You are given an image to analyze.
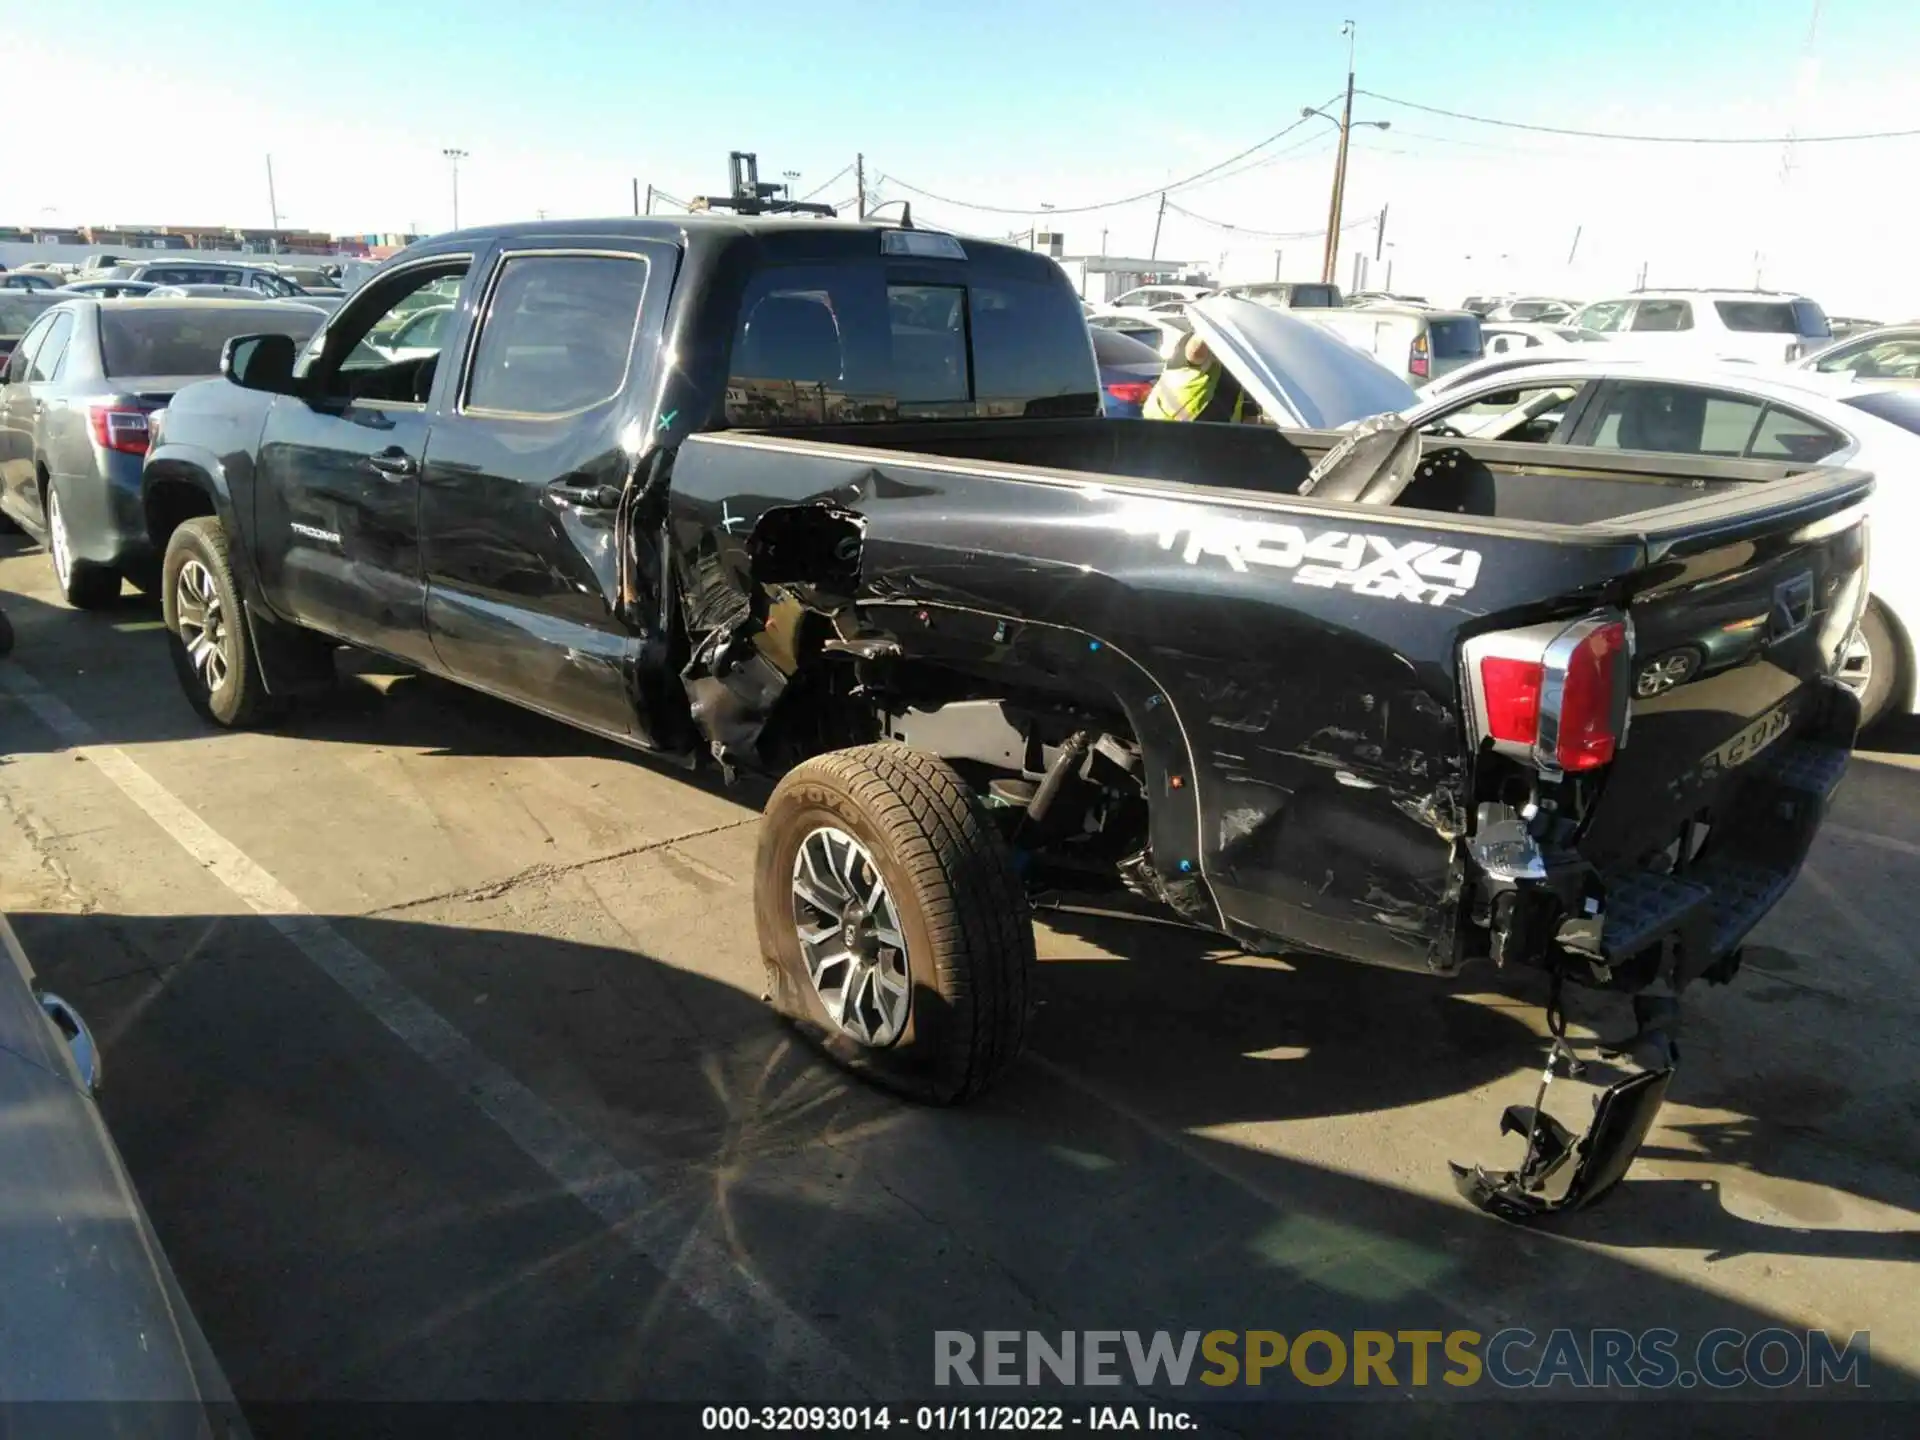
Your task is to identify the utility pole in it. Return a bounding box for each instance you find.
[442,147,468,231]
[633,178,640,216]
[1100,227,1108,256]
[1374,203,1387,262]
[1321,22,1357,283]
[1311,21,1390,284]
[645,184,654,216]
[265,154,280,231]
[1150,191,1166,261]
[1567,224,1582,266]
[856,154,866,221]
[1274,250,1283,281]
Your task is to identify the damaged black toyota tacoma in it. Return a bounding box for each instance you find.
[138,217,1871,1218]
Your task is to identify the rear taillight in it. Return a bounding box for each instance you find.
[89,405,150,455]
[1105,380,1153,407]
[1555,621,1627,770]
[1479,657,1543,745]
[1409,333,1431,379]
[1467,614,1630,774]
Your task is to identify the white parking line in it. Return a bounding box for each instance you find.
[0,663,867,1396]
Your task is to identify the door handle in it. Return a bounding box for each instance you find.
[548,478,623,510]
[366,448,417,479]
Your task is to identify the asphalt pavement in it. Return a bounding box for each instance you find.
[1,533,1915,1430]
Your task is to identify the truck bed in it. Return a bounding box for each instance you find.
[672,418,1869,978]
[743,414,1839,529]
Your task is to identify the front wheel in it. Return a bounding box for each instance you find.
[755,743,1035,1104]
[161,517,277,727]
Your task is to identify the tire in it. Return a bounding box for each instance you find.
[45,483,121,610]
[755,743,1035,1104]
[0,607,13,657]
[161,517,278,728]
[1849,602,1901,732]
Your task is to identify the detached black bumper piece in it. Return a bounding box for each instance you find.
[1450,1031,1678,1222]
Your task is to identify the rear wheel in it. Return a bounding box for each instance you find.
[162,517,277,727]
[755,743,1035,1104]
[46,484,121,610]
[1842,602,1901,732]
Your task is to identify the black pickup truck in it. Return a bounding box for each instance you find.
[140,217,1870,1218]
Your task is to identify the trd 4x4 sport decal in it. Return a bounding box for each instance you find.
[1117,501,1483,607]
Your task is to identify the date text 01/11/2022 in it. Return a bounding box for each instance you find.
[699,1405,1196,1431]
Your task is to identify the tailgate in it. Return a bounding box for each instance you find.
[1563,467,1868,977]
[1577,468,1870,869]
[1459,461,1871,984]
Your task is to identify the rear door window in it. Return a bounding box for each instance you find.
[1584,382,1764,454]
[5,311,59,380]
[463,254,649,416]
[28,312,74,382]
[1631,300,1693,332]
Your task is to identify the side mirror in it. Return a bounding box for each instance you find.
[222,332,297,394]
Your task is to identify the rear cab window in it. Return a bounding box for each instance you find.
[100,306,321,376]
[725,241,1097,426]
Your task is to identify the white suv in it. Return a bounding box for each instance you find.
[1567,289,1831,364]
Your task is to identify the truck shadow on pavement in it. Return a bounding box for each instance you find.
[0,576,746,798]
[12,906,1915,1412]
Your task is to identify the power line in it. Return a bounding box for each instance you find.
[1359,89,1920,144]
[799,162,854,201]
[1175,128,1341,192]
[876,97,1342,216]
[1162,199,1380,241]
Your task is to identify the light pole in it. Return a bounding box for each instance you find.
[1305,20,1390,284]
[442,148,468,231]
[783,169,800,202]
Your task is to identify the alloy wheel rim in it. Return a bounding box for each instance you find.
[174,559,230,693]
[48,492,71,588]
[1635,652,1695,697]
[790,826,911,1047]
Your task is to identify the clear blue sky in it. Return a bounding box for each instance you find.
[12,0,1920,311]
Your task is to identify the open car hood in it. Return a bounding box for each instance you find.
[1186,295,1418,429]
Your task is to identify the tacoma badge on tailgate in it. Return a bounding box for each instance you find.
[1665,700,1796,804]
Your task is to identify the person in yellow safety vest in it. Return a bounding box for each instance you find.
[1142,334,1247,423]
